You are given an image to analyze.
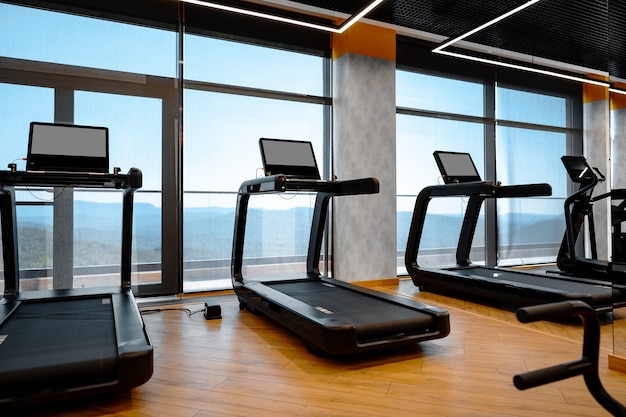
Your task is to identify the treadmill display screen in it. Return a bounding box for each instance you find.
[259,138,320,179]
[561,155,595,183]
[27,122,109,173]
[433,151,482,183]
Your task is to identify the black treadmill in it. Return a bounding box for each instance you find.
[231,139,450,355]
[0,169,153,407]
[405,151,624,313]
[556,155,626,282]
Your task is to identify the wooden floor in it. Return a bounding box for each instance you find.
[20,279,626,417]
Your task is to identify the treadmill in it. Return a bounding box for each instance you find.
[556,155,626,282]
[231,138,450,356]
[405,150,624,313]
[0,169,153,406]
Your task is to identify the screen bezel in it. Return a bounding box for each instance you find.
[27,122,109,173]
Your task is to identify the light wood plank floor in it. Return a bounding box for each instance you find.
[20,279,626,417]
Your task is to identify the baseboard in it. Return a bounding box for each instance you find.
[608,354,626,374]
[354,277,400,288]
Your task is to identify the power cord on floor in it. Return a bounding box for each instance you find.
[140,306,204,317]
[140,302,222,320]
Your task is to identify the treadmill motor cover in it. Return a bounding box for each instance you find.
[0,296,119,396]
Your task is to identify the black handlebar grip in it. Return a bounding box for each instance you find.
[516,301,587,323]
[514,359,593,390]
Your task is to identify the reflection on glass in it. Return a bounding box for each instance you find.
[612,95,626,359]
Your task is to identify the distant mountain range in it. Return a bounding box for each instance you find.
[5,201,564,269]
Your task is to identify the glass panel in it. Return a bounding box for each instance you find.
[396,70,484,117]
[14,190,53,290]
[0,3,176,77]
[497,87,568,127]
[496,126,567,264]
[396,113,485,273]
[0,83,54,169]
[74,91,163,287]
[242,193,317,278]
[72,190,124,287]
[0,83,54,292]
[185,34,324,96]
[182,89,325,291]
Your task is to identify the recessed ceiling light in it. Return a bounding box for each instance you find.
[180,0,385,33]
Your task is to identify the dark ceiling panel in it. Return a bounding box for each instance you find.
[466,0,609,74]
[285,0,624,80]
[370,0,521,37]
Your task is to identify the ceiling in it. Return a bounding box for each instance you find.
[253,0,625,82]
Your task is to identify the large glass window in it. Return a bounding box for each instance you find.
[396,62,579,273]
[0,3,176,294]
[396,70,486,272]
[73,91,163,287]
[0,83,54,293]
[182,35,328,291]
[0,1,329,295]
[495,87,570,264]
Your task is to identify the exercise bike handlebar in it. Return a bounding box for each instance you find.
[514,359,594,390]
[515,299,588,323]
[514,301,596,391]
[513,300,626,417]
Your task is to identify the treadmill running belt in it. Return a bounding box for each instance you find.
[266,281,435,341]
[446,267,614,305]
[0,296,118,395]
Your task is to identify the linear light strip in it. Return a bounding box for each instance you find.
[342,0,385,32]
[180,0,385,34]
[430,0,626,92]
[433,0,541,52]
[437,50,611,87]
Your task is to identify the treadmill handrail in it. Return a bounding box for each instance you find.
[405,181,552,271]
[231,175,379,284]
[237,174,379,195]
[0,169,142,296]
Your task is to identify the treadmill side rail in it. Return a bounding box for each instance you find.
[0,170,153,408]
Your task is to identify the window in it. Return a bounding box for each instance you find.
[0,3,175,77]
[396,71,486,272]
[182,34,329,291]
[396,39,581,273]
[495,86,572,264]
[0,2,176,293]
[0,1,330,295]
